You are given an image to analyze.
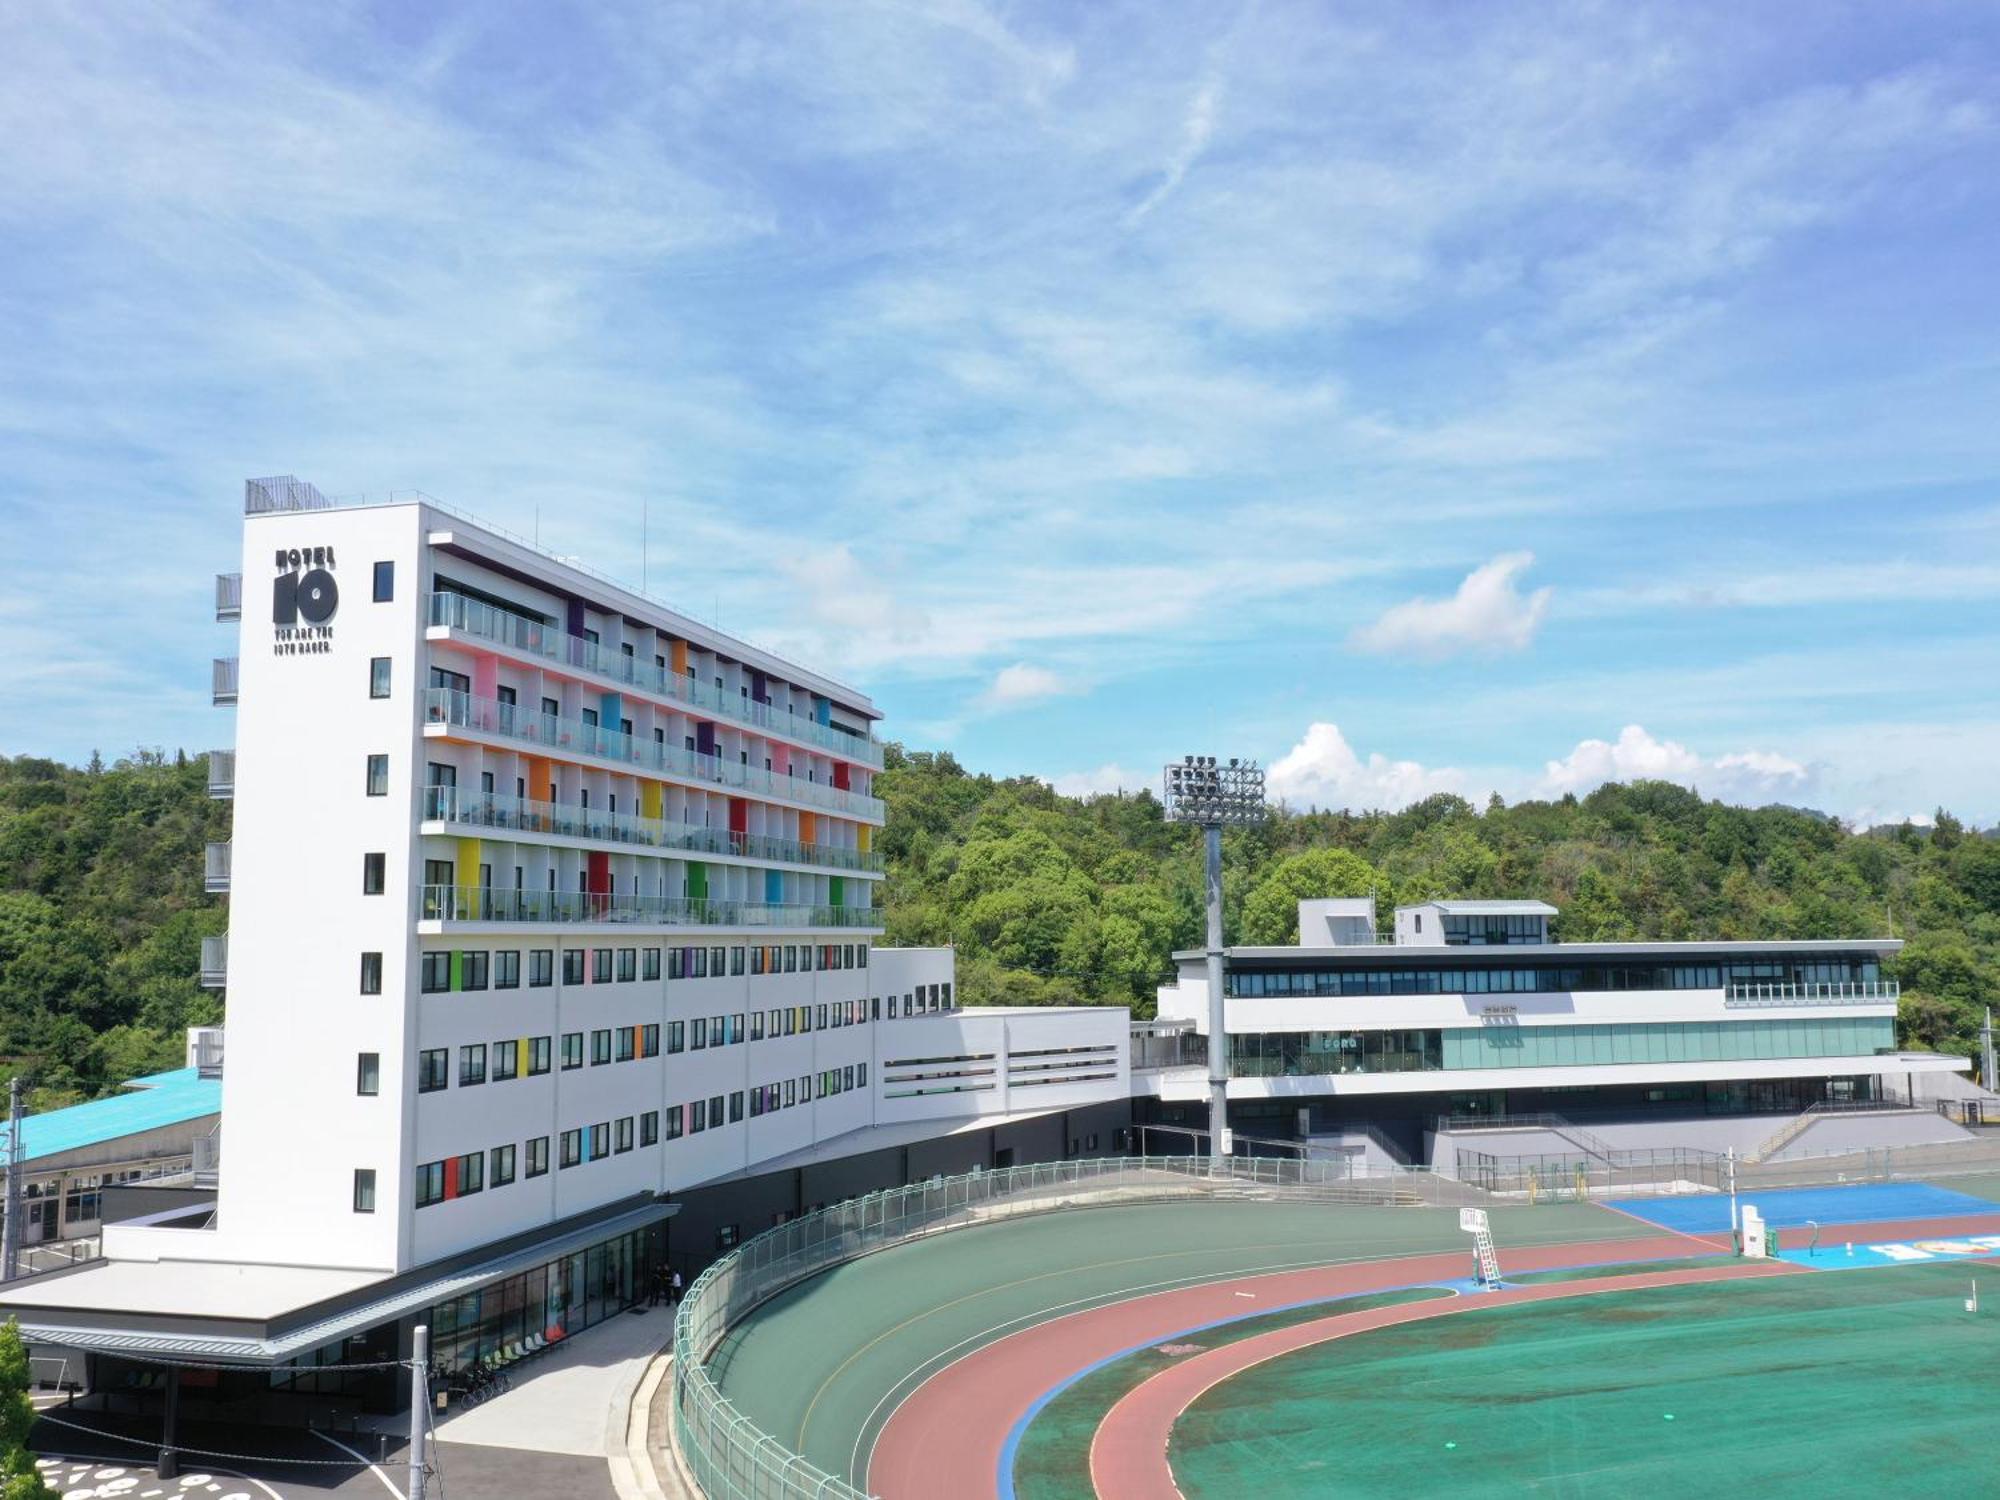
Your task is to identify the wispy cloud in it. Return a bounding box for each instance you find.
[978,662,1076,710]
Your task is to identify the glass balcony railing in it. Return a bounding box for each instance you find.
[422,688,886,822]
[427,591,884,767]
[419,884,882,930]
[207,749,235,799]
[215,572,242,621]
[212,657,239,706]
[421,787,884,873]
[1724,980,1901,1008]
[204,841,231,893]
[199,935,227,988]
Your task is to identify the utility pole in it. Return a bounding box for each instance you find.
[409,1324,429,1500]
[1163,756,1266,1176]
[1982,1008,1996,1096]
[2,1075,23,1283]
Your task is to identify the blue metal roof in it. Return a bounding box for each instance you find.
[19,1067,220,1165]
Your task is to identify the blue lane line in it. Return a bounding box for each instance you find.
[990,1246,1728,1499]
[1606,1183,2000,1234]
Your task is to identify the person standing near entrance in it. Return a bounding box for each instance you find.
[669,1268,684,1306]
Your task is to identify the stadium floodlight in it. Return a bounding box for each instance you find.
[1163,756,1267,1174]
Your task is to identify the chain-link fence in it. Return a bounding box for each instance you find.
[670,1153,1488,1499]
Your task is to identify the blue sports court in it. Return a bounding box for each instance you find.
[1606,1181,2000,1234]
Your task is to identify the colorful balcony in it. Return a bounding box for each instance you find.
[418,884,882,931]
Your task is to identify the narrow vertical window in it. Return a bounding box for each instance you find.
[369,657,392,698]
[356,1053,380,1095]
[362,852,385,895]
[373,560,394,602]
[360,952,383,995]
[353,1169,376,1213]
[366,754,389,796]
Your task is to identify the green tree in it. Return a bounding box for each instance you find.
[0,1320,55,1498]
[1240,849,1385,945]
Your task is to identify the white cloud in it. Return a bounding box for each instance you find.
[1047,762,1153,798]
[1126,74,1222,224]
[979,662,1075,709]
[1350,552,1552,659]
[1539,725,1813,803]
[1267,722,1468,811]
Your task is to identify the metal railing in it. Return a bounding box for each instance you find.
[203,841,231,893]
[672,1155,1483,1500]
[214,572,242,620]
[198,935,226,989]
[428,591,883,767]
[422,688,885,822]
[1748,1089,1922,1161]
[1433,1112,1621,1163]
[211,657,238,706]
[244,475,333,513]
[206,749,234,798]
[192,1127,220,1188]
[1724,980,1900,1007]
[419,884,882,931]
[420,787,884,874]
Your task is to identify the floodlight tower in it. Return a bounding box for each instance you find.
[1163,755,1266,1173]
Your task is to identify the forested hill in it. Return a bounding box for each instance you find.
[3,747,1996,1106]
[876,748,1999,1057]
[0,753,226,1108]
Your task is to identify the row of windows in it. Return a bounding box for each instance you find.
[416,1027,659,1092]
[408,987,952,1096]
[1224,1017,1899,1077]
[1224,958,1883,999]
[413,1111,668,1208]
[416,943,871,994]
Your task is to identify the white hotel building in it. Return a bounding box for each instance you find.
[0,478,1128,1412]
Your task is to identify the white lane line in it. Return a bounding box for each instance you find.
[306,1432,404,1500]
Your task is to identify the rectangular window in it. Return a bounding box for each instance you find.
[751,1012,766,1042]
[710,1093,725,1126]
[356,1053,380,1096]
[691,1017,707,1051]
[492,1039,518,1081]
[591,1029,612,1066]
[729,1090,744,1123]
[417,1049,448,1092]
[563,949,585,985]
[784,1078,796,1107]
[461,951,488,991]
[353,1168,376,1213]
[494,950,520,989]
[617,948,637,983]
[415,1161,444,1208]
[843,1064,855,1091]
[640,1023,659,1058]
[561,1032,584,1070]
[615,1027,635,1063]
[730,946,746,976]
[490,1144,516,1187]
[643,947,662,981]
[615,1117,634,1153]
[664,1106,684,1141]
[560,1129,583,1168]
[589,1122,610,1160]
[459,1044,486,1086]
[369,657,392,698]
[751,947,766,976]
[421,953,451,993]
[690,1099,706,1133]
[362,852,386,895]
[528,1035,552,1075]
[366,754,389,796]
[750,1088,765,1119]
[360,951,383,995]
[640,1110,659,1146]
[529,949,554,987]
[372,560,394,602]
[858,1062,868,1087]
[594,948,613,984]
[456,1151,484,1196]
[731,1013,745,1044]
[526,1136,550,1178]
[667,1021,685,1053]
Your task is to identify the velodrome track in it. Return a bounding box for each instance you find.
[701,1182,2000,1500]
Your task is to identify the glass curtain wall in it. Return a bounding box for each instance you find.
[424,1224,661,1377]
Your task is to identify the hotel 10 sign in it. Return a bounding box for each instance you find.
[273,545,337,655]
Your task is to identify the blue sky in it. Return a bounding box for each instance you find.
[2,2,1996,824]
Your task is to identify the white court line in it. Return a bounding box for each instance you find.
[38,1453,285,1500]
[308,1430,405,1500]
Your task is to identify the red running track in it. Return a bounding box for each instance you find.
[1088,1260,1798,1500]
[868,1234,1751,1500]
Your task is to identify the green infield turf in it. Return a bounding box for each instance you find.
[703,1197,1636,1486]
[1168,1260,2000,1499]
